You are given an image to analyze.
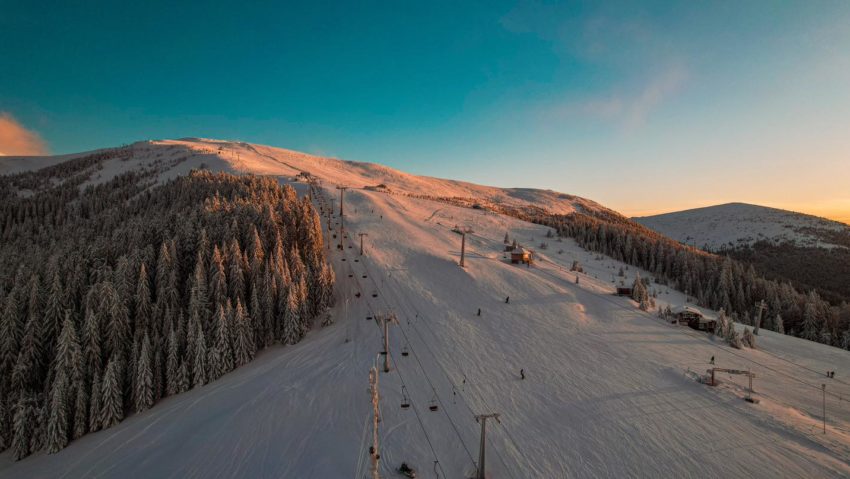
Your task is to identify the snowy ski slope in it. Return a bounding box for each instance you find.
[1,140,849,478]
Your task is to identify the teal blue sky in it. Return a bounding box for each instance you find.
[2,1,849,219]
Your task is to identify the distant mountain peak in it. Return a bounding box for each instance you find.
[634,202,850,251]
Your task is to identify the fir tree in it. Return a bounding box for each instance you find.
[135,334,153,412]
[0,293,23,381]
[46,375,69,453]
[72,381,88,440]
[192,329,207,388]
[54,312,84,386]
[209,246,227,309]
[100,358,124,429]
[177,361,190,394]
[134,263,152,335]
[742,327,756,349]
[88,371,102,433]
[82,306,102,376]
[166,330,179,397]
[11,393,37,460]
[233,299,255,367]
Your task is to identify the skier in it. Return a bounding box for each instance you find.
[398,462,416,478]
[520,368,525,380]
[710,356,715,365]
[505,296,510,304]
[477,308,481,316]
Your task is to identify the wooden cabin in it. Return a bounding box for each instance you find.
[675,306,716,333]
[510,247,532,264]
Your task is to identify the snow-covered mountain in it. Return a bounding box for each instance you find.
[2,141,850,478]
[634,202,850,251]
[0,138,615,218]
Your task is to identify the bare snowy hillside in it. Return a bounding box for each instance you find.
[0,138,615,219]
[2,141,850,478]
[634,203,850,251]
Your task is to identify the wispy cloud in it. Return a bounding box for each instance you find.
[542,65,688,130]
[0,112,49,155]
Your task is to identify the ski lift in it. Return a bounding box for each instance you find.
[401,343,409,357]
[366,316,373,320]
[362,274,368,278]
[354,259,359,262]
[372,292,378,298]
[400,386,411,409]
[341,258,346,261]
[355,292,361,298]
[348,274,353,277]
[428,394,438,412]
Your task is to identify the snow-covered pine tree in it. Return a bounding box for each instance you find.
[166,330,179,397]
[632,272,649,305]
[100,357,124,429]
[0,293,23,382]
[189,251,210,328]
[82,306,102,376]
[727,326,742,349]
[72,380,88,439]
[11,393,37,460]
[42,272,65,358]
[88,370,102,433]
[46,374,69,453]
[802,295,822,341]
[213,302,233,376]
[742,327,756,349]
[134,263,152,336]
[209,246,227,309]
[283,286,300,345]
[775,314,784,334]
[192,329,207,388]
[102,281,129,360]
[247,226,266,275]
[12,313,44,393]
[227,238,246,303]
[715,309,727,338]
[233,299,254,367]
[177,361,190,394]
[135,334,153,412]
[55,312,84,387]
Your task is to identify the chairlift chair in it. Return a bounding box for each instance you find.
[401,386,411,409]
[401,343,409,357]
[428,395,438,412]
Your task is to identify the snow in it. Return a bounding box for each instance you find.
[2,141,850,478]
[1,138,616,218]
[634,202,850,251]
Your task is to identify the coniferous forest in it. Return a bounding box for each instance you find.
[0,160,334,459]
[541,212,850,349]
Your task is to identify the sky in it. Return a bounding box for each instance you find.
[1,1,849,222]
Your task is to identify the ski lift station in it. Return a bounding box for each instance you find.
[510,246,532,264]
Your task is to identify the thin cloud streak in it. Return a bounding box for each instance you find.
[0,112,49,155]
[541,65,688,130]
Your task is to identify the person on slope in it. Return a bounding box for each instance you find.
[520,368,525,380]
[710,356,715,365]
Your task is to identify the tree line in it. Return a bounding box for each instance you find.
[541,212,850,349]
[0,160,334,459]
